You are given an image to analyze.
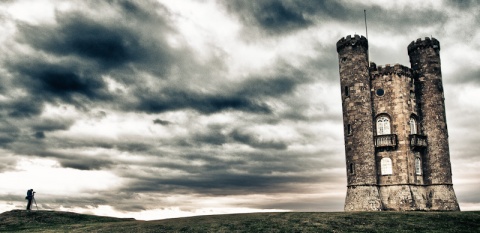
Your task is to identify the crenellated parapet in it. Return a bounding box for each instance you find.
[336,34,368,53]
[370,63,412,79]
[407,37,440,56]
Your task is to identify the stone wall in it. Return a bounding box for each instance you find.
[371,64,418,185]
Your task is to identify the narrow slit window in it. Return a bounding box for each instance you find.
[345,86,349,97]
[347,124,352,135]
[349,163,355,174]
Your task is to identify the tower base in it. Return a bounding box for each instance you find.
[426,185,460,211]
[344,185,382,211]
[345,184,460,211]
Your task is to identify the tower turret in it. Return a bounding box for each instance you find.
[408,37,460,210]
[337,35,381,211]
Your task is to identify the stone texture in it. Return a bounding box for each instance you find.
[337,35,459,211]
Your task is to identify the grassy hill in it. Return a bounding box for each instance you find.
[1,209,480,232]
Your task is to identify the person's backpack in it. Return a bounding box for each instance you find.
[26,189,33,199]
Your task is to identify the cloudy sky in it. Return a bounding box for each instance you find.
[0,0,479,220]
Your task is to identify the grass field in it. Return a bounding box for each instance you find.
[1,209,480,232]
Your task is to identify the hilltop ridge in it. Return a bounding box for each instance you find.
[1,209,480,232]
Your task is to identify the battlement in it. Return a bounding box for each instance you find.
[336,35,368,53]
[407,37,440,55]
[370,63,412,78]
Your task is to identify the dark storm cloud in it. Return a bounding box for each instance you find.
[236,75,300,97]
[230,129,287,150]
[10,61,108,104]
[16,11,174,73]
[114,148,337,196]
[2,0,263,125]
[153,119,171,125]
[221,0,350,34]
[135,68,306,114]
[221,0,450,36]
[18,19,135,68]
[120,166,314,195]
[29,118,74,132]
[28,149,116,170]
[2,0,315,122]
[59,157,114,170]
[445,0,479,9]
[115,142,155,153]
[11,4,177,85]
[124,172,312,196]
[34,131,46,139]
[4,97,44,118]
[0,120,20,145]
[136,89,271,114]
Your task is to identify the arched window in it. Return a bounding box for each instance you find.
[381,158,392,175]
[410,117,417,134]
[376,116,391,135]
[415,157,422,175]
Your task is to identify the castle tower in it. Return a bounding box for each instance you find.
[336,35,382,211]
[337,35,460,211]
[408,38,460,210]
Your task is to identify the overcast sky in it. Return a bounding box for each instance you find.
[0,0,479,220]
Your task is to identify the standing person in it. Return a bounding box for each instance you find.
[26,189,34,211]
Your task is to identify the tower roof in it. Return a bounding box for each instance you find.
[407,37,440,56]
[336,35,368,53]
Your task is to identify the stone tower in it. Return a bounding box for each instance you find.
[337,35,460,211]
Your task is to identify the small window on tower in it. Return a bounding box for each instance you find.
[349,163,355,174]
[347,124,352,135]
[345,86,350,97]
[376,116,391,135]
[381,158,393,175]
[376,88,385,96]
[415,157,422,175]
[410,117,418,134]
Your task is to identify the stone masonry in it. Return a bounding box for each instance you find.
[337,35,460,211]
